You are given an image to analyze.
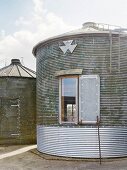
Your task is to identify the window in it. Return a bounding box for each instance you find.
[59,75,100,124]
[59,77,78,123]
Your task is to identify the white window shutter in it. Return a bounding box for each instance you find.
[79,75,100,124]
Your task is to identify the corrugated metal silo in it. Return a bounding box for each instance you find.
[0,59,36,144]
[33,22,127,158]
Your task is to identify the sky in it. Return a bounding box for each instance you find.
[1,0,127,70]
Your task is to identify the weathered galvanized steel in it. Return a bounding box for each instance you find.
[37,126,127,158]
[33,22,127,158]
[0,59,36,144]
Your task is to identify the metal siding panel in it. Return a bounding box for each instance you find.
[37,126,127,158]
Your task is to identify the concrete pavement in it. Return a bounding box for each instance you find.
[0,146,127,170]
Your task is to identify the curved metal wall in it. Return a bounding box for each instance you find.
[36,33,127,126]
[37,126,127,158]
[36,32,127,158]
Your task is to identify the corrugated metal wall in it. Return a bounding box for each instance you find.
[36,33,127,126]
[37,126,127,158]
[36,32,127,158]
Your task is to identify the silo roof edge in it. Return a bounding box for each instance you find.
[32,30,125,57]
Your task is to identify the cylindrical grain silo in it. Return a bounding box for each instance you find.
[33,22,127,158]
[0,59,36,144]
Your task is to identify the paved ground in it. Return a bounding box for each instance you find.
[0,146,127,170]
[0,145,37,160]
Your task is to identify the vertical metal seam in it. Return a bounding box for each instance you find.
[109,31,112,73]
[118,33,121,72]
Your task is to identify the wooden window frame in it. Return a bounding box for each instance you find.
[59,76,79,124]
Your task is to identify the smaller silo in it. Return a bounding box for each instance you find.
[0,59,36,144]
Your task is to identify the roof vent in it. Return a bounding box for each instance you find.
[82,22,97,29]
[11,59,21,65]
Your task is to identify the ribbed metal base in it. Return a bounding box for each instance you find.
[37,125,127,158]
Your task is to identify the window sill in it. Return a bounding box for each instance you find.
[55,69,83,77]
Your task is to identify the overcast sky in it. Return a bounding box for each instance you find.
[0,0,127,70]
